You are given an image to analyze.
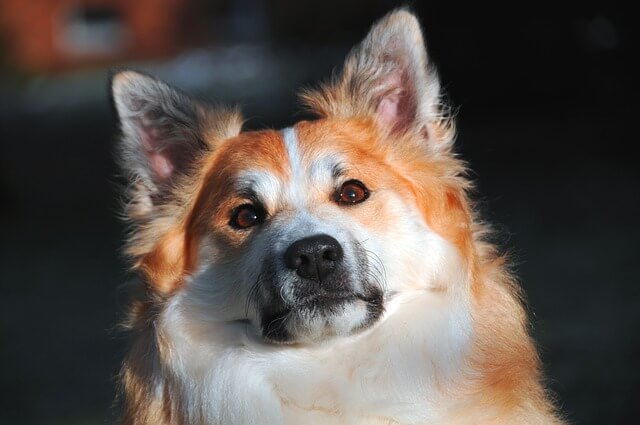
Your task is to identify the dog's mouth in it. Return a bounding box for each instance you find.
[260,290,384,344]
[297,293,358,309]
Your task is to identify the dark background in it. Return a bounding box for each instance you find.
[0,1,637,424]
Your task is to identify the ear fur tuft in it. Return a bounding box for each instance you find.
[301,8,454,147]
[111,70,243,221]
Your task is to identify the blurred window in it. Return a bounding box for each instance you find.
[58,6,126,56]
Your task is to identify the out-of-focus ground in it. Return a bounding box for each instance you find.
[1,2,638,424]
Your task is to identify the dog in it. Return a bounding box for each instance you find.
[110,8,563,425]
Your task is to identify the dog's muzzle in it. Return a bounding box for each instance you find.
[258,233,384,344]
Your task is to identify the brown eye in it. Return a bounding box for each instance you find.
[230,204,264,230]
[336,180,369,205]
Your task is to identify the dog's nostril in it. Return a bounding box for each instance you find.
[323,249,338,261]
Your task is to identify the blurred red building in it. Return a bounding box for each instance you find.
[0,0,205,72]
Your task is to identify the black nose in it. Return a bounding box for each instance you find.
[283,234,344,281]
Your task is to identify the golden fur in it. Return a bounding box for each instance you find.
[112,8,563,425]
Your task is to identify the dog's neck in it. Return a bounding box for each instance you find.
[136,283,468,424]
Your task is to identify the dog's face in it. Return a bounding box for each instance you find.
[112,10,468,345]
[181,121,458,344]
[198,126,389,343]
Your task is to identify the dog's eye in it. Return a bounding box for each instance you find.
[335,180,369,205]
[230,204,264,230]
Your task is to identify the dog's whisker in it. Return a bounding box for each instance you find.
[244,273,264,319]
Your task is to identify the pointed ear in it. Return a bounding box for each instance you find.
[110,70,243,219]
[302,9,452,146]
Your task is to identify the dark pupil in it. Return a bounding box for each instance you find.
[238,208,257,227]
[342,184,364,202]
[345,187,358,200]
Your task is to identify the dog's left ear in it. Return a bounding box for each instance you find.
[302,9,451,146]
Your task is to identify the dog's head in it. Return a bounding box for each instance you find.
[112,10,471,345]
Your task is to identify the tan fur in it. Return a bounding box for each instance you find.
[116,8,563,425]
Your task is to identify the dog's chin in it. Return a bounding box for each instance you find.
[260,292,384,345]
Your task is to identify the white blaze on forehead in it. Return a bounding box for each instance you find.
[282,126,306,204]
[234,128,340,211]
[283,127,344,200]
[282,127,303,179]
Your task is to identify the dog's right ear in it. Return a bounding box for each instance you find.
[110,70,243,220]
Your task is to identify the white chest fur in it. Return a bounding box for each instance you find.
[160,289,472,425]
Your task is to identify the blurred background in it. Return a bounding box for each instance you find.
[0,1,637,424]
